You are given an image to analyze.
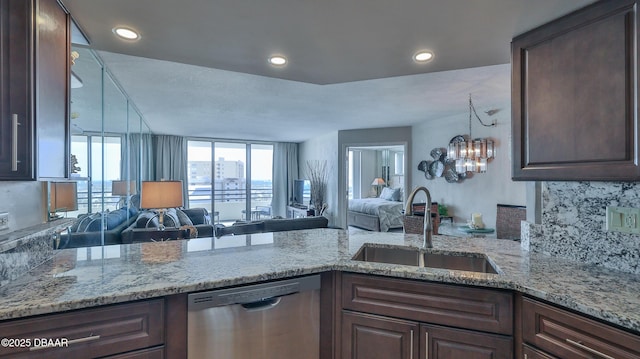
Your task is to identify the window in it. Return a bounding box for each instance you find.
[71,134,123,215]
[187,140,273,224]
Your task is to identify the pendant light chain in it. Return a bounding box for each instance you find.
[469,94,496,128]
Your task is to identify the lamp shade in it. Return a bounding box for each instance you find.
[140,181,183,209]
[371,177,386,186]
[112,180,137,196]
[50,182,78,212]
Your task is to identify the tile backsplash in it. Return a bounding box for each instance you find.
[529,181,640,274]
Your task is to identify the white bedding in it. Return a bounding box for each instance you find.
[348,198,404,232]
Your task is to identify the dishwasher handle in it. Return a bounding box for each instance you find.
[188,274,321,311]
[241,297,282,311]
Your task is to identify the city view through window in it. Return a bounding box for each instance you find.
[188,141,273,223]
[67,137,273,225]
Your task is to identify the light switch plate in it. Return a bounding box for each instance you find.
[606,206,640,234]
[0,212,8,231]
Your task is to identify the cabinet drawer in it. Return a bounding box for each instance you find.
[522,297,640,359]
[522,344,556,359]
[107,346,164,359]
[341,273,513,335]
[0,299,164,358]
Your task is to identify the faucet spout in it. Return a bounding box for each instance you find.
[405,186,433,248]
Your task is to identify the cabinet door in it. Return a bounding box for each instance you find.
[342,311,418,359]
[511,0,640,180]
[35,0,69,179]
[0,0,69,180]
[0,0,33,179]
[421,324,513,359]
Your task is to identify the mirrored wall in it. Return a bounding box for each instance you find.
[48,45,152,248]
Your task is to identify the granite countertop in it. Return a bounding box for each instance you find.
[0,228,638,334]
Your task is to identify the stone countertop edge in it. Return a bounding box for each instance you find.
[0,228,638,335]
[0,219,75,253]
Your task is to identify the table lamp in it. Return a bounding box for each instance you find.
[371,177,385,197]
[140,181,183,230]
[49,182,78,220]
[112,180,137,208]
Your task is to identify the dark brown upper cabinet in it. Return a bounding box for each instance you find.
[512,0,639,181]
[0,0,70,180]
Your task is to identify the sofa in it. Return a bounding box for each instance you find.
[120,207,215,243]
[57,206,139,249]
[214,216,329,237]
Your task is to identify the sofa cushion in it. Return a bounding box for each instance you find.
[215,216,329,237]
[176,208,194,226]
[263,216,329,232]
[182,208,210,225]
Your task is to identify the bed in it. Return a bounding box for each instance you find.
[347,187,404,232]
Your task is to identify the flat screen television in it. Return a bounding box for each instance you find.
[293,179,311,208]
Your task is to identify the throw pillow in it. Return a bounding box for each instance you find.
[77,213,100,232]
[379,187,395,201]
[176,208,194,226]
[136,211,159,228]
[163,208,180,228]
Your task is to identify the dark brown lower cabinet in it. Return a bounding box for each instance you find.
[0,299,165,358]
[422,324,512,359]
[339,273,515,359]
[342,311,418,359]
[522,344,556,359]
[522,297,640,359]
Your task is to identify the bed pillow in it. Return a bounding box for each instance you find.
[391,187,402,201]
[379,187,395,201]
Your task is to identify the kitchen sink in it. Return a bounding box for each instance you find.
[352,245,499,274]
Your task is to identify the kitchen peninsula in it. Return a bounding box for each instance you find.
[0,228,638,358]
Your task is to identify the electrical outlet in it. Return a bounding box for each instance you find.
[606,206,640,234]
[0,212,8,231]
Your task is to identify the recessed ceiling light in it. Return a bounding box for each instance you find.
[112,27,140,41]
[269,55,287,66]
[414,51,434,62]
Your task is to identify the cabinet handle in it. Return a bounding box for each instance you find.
[29,334,100,351]
[425,332,429,359]
[11,114,20,171]
[565,338,615,359]
[410,329,414,359]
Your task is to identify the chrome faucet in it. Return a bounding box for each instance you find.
[405,186,433,248]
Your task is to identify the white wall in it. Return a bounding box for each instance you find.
[411,105,526,230]
[298,131,340,226]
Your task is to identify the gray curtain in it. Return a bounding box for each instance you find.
[152,135,188,205]
[128,132,153,184]
[272,142,298,218]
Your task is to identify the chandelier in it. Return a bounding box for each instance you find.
[447,94,496,173]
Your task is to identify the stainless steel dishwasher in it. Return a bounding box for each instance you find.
[187,275,321,359]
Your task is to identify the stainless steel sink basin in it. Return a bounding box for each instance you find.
[352,245,499,274]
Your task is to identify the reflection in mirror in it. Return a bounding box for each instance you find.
[47,182,78,220]
[346,145,406,232]
[54,45,150,249]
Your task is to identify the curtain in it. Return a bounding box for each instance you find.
[152,135,188,205]
[128,132,153,184]
[272,142,298,218]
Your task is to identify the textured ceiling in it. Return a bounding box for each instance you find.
[62,0,596,142]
